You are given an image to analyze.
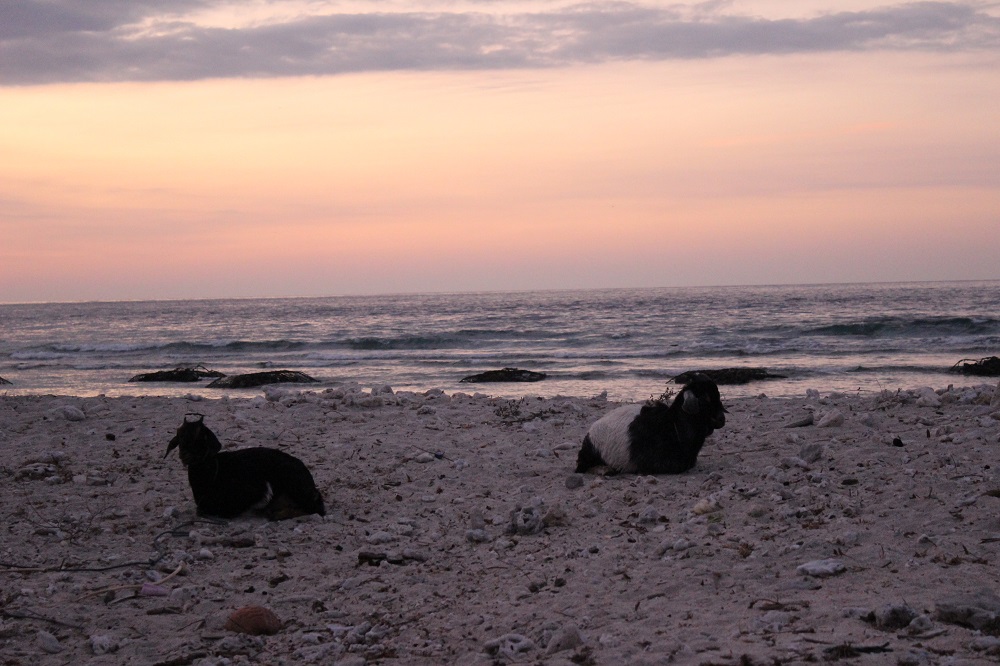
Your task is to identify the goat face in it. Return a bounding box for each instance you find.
[676,373,727,430]
[164,413,222,467]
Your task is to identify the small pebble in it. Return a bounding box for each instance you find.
[89,634,118,655]
[37,630,62,654]
[466,529,490,543]
[546,625,583,655]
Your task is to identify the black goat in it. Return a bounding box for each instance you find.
[575,373,727,474]
[164,414,325,520]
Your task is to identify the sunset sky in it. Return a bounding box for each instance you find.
[2,1,999,303]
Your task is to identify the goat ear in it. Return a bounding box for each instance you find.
[681,389,700,414]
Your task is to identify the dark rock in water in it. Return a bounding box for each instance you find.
[129,365,226,383]
[460,367,547,383]
[673,367,786,385]
[207,370,319,389]
[0,375,11,385]
[950,356,1000,377]
[935,589,1000,635]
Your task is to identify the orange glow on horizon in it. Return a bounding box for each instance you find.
[2,52,999,302]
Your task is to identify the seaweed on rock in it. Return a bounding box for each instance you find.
[206,370,319,389]
[460,367,547,383]
[950,356,1000,377]
[672,367,786,385]
[129,365,226,383]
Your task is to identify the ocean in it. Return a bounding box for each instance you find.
[1,281,999,402]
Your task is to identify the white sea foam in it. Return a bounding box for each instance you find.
[1,282,998,400]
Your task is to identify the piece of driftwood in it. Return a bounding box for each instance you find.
[950,356,1000,377]
[460,367,547,383]
[129,365,225,383]
[672,367,786,385]
[206,370,318,389]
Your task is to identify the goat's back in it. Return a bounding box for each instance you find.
[187,447,325,519]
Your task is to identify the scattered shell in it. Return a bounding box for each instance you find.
[38,630,63,654]
[224,605,282,635]
[52,405,86,421]
[139,583,169,597]
[796,558,846,578]
[89,634,119,656]
[466,528,491,543]
[817,410,845,428]
[798,442,824,463]
[692,498,722,515]
[785,413,814,428]
[485,633,534,658]
[546,624,583,655]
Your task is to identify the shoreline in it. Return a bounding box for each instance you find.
[3,383,1000,664]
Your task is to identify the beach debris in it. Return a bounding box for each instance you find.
[546,625,584,655]
[139,583,169,597]
[822,643,892,660]
[460,367,547,383]
[37,629,63,654]
[816,410,845,427]
[49,404,86,421]
[506,503,546,535]
[935,589,1000,635]
[466,528,491,543]
[485,633,535,659]
[692,497,723,515]
[493,397,563,424]
[950,356,1000,377]
[864,603,920,630]
[672,367,786,385]
[785,413,814,428]
[913,386,943,407]
[207,370,318,388]
[357,550,427,566]
[796,558,846,578]
[224,605,282,635]
[799,442,824,463]
[89,634,120,656]
[16,462,59,481]
[129,365,225,382]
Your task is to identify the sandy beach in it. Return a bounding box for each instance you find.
[3,381,1000,665]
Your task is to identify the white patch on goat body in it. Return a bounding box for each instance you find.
[251,482,274,510]
[587,404,643,472]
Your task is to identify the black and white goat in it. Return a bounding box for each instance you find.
[164,414,326,520]
[575,374,727,474]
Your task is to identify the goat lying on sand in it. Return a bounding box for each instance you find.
[165,414,325,520]
[575,373,727,474]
